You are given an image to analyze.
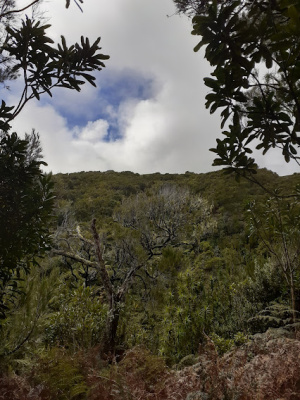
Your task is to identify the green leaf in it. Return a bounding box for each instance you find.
[194,41,203,52]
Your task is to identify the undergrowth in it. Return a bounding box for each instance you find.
[0,334,299,400]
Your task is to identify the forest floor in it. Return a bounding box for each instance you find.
[0,328,299,400]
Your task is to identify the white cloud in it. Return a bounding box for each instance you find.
[75,120,109,143]
[9,0,299,176]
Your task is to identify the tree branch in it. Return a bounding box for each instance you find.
[51,248,97,268]
[91,219,113,306]
[0,0,41,19]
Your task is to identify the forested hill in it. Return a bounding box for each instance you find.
[1,168,299,399]
[51,167,300,349]
[53,168,299,224]
[2,0,300,396]
[46,168,300,399]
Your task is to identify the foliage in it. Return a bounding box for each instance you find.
[1,16,109,129]
[0,131,54,319]
[176,354,199,369]
[175,0,300,176]
[210,332,248,356]
[189,334,300,400]
[248,302,300,333]
[52,168,279,228]
[1,336,300,399]
[210,332,234,356]
[121,243,251,363]
[0,0,19,84]
[249,195,300,315]
[153,265,213,362]
[0,0,95,87]
[247,259,285,305]
[118,346,167,392]
[45,285,108,351]
[0,264,60,370]
[51,170,300,362]
[0,0,110,392]
[1,167,300,397]
[88,346,173,400]
[124,275,201,363]
[53,184,216,357]
[32,347,89,400]
[114,184,215,253]
[0,0,109,319]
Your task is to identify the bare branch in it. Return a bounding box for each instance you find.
[0,0,41,18]
[91,219,113,305]
[117,262,144,302]
[51,248,97,269]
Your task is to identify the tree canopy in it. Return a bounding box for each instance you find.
[0,131,54,318]
[0,0,109,318]
[175,0,300,176]
[0,3,109,130]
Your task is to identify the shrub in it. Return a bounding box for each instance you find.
[45,285,107,351]
[31,347,88,400]
[210,333,234,356]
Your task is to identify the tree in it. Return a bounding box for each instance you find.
[52,185,214,357]
[174,0,300,179]
[0,1,89,86]
[0,0,109,318]
[0,131,54,319]
[0,15,109,130]
[249,195,300,320]
[174,1,300,319]
[0,0,19,83]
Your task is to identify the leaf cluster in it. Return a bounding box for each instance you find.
[1,17,109,124]
[0,131,54,319]
[0,0,109,320]
[177,0,300,174]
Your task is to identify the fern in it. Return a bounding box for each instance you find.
[248,302,300,334]
[0,265,61,368]
[33,347,88,400]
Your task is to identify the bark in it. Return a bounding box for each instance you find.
[102,305,120,359]
[91,218,113,307]
[290,276,297,323]
[91,219,119,358]
[52,248,97,268]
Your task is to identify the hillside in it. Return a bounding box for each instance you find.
[52,167,283,222]
[0,168,299,400]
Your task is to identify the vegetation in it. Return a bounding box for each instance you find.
[0,0,109,323]
[175,0,300,178]
[0,168,300,398]
[0,0,299,399]
[0,131,54,320]
[0,0,109,130]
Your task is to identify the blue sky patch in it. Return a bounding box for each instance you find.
[42,68,157,140]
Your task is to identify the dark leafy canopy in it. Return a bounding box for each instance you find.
[0,131,54,318]
[175,0,300,174]
[1,17,109,128]
[0,0,87,84]
[0,0,18,84]
[0,0,109,318]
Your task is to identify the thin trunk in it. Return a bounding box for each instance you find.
[91,219,113,306]
[290,276,297,323]
[101,300,120,360]
[91,219,119,359]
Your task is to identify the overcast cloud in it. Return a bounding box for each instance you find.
[9,0,299,175]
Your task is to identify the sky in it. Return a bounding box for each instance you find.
[8,0,299,175]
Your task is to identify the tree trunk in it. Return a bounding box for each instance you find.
[290,276,297,323]
[101,300,120,360]
[91,219,119,359]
